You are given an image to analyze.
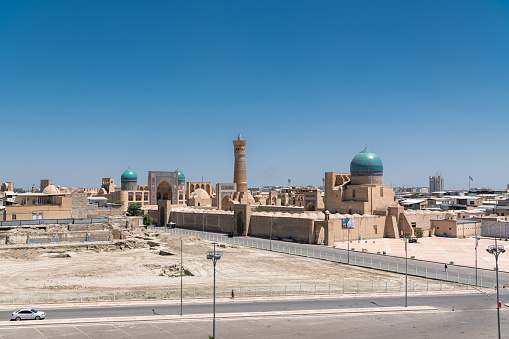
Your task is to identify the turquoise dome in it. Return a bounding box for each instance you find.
[175,169,185,181]
[121,168,138,181]
[350,147,383,172]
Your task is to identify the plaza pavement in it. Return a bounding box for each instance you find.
[334,236,509,271]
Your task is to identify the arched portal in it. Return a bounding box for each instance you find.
[236,211,244,235]
[157,181,172,201]
[159,206,166,226]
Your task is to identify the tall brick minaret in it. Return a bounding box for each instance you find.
[233,133,248,203]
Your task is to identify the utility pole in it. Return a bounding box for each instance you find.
[180,237,183,315]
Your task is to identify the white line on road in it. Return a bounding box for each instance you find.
[73,325,93,339]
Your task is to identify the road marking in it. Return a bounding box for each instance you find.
[34,327,48,338]
[73,325,93,338]
[147,322,179,337]
[111,324,134,337]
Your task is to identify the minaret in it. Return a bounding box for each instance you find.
[233,133,248,202]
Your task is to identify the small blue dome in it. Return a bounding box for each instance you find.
[350,147,383,172]
[175,169,185,181]
[121,168,138,181]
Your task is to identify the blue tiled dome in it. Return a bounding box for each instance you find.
[121,168,138,181]
[175,169,185,181]
[350,147,383,172]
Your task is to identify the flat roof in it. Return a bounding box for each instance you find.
[457,219,481,224]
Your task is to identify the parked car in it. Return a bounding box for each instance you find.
[11,309,46,321]
[408,236,418,243]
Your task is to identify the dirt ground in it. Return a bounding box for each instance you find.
[0,231,429,292]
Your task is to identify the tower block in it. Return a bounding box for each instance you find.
[233,134,248,203]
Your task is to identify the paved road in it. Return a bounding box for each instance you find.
[0,292,506,321]
[158,227,509,285]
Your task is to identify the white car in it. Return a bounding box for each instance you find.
[11,309,46,321]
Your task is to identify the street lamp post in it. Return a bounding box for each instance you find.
[180,237,183,316]
[475,236,478,286]
[202,212,205,238]
[206,243,223,339]
[487,239,505,339]
[404,236,408,307]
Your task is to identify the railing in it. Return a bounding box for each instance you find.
[1,281,465,305]
[151,227,495,289]
[0,217,109,227]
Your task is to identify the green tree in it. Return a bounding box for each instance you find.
[127,202,142,216]
[143,214,153,226]
[414,228,424,238]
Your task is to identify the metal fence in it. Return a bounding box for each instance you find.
[2,280,468,305]
[0,217,109,227]
[151,227,495,289]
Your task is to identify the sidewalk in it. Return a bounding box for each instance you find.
[334,237,508,270]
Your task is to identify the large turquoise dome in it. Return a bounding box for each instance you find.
[121,168,138,181]
[350,147,383,172]
[175,169,185,181]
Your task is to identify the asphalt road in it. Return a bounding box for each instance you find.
[1,292,506,321]
[159,227,509,285]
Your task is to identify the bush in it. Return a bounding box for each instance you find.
[414,228,424,238]
[143,214,153,226]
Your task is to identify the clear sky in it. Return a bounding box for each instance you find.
[1,1,508,190]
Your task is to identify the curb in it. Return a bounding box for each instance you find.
[0,306,439,327]
[0,290,481,310]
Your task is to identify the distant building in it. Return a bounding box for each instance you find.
[429,175,444,193]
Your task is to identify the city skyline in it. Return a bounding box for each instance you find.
[1,1,508,190]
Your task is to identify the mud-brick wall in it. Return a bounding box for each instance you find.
[249,216,313,243]
[170,212,235,233]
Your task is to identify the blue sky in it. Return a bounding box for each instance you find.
[1,1,508,190]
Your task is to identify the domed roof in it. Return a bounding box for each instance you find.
[43,185,60,194]
[350,147,383,172]
[121,168,137,181]
[191,188,210,200]
[175,169,185,181]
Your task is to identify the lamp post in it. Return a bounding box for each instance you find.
[475,236,478,286]
[202,211,205,238]
[206,242,223,339]
[404,236,408,307]
[486,239,505,339]
[180,237,183,316]
[347,225,350,264]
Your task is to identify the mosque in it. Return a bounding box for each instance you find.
[164,137,447,244]
[324,147,397,215]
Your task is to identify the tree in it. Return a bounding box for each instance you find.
[414,228,424,238]
[143,214,153,227]
[127,202,142,216]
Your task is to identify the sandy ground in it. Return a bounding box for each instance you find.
[0,231,431,292]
